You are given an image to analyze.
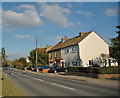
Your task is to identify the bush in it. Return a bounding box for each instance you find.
[67,66,119,74]
[92,64,100,67]
[16,65,24,70]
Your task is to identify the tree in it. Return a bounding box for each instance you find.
[28,48,48,66]
[1,47,7,62]
[1,47,8,66]
[110,26,120,65]
[18,57,29,67]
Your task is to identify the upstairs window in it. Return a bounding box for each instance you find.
[64,48,69,54]
[72,46,77,52]
[55,52,57,58]
[49,53,52,59]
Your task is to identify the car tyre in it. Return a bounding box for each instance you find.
[54,70,57,73]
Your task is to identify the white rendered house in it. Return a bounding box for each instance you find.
[48,31,112,67]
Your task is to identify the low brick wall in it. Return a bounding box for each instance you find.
[66,71,120,80]
[42,69,50,73]
[98,74,120,80]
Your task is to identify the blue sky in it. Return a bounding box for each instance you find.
[1,2,118,60]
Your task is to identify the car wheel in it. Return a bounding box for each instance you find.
[54,70,57,73]
[65,69,67,72]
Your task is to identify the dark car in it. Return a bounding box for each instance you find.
[41,66,50,69]
[55,67,67,72]
[49,67,67,73]
[27,66,37,71]
[48,67,56,73]
[3,66,8,70]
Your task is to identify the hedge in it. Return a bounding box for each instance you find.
[16,65,24,70]
[67,66,120,74]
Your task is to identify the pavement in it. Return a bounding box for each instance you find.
[16,68,119,88]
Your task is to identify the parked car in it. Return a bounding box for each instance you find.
[49,67,67,73]
[3,66,8,70]
[8,66,12,70]
[37,66,43,71]
[41,66,50,69]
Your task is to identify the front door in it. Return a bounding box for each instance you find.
[61,62,64,68]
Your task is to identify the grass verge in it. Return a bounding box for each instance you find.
[2,73,27,96]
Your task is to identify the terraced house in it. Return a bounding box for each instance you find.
[48,30,110,67]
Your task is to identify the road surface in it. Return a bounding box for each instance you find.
[3,69,118,96]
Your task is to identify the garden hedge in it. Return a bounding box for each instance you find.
[67,66,120,74]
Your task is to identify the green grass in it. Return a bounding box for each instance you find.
[2,74,27,96]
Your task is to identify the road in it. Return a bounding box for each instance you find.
[3,69,118,96]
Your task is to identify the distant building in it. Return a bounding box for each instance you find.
[48,30,115,67]
[38,45,53,53]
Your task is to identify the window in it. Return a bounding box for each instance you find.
[64,48,69,54]
[55,52,57,57]
[49,53,52,59]
[72,62,77,66]
[72,46,77,52]
[65,62,70,67]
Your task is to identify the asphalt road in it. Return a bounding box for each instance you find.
[3,69,118,96]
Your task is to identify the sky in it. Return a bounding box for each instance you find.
[1,2,118,60]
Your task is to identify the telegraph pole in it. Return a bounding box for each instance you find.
[36,37,38,68]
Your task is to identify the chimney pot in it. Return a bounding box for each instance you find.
[61,36,68,42]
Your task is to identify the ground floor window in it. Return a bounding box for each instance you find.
[49,63,53,67]
[72,62,77,66]
[65,62,70,67]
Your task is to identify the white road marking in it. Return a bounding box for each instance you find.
[17,73,44,81]
[51,83,76,90]
[33,78,43,81]
[11,71,76,91]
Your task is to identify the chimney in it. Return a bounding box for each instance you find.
[79,32,86,36]
[61,36,68,42]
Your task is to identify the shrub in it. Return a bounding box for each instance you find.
[67,66,119,74]
[16,65,24,70]
[92,64,100,67]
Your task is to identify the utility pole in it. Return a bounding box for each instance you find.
[36,37,38,68]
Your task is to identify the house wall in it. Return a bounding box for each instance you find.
[61,45,81,67]
[78,31,109,67]
[48,50,61,66]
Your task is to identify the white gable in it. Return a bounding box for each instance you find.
[78,31,109,66]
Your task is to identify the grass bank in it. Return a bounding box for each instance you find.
[2,73,26,96]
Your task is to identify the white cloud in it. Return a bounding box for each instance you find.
[76,22,81,25]
[56,36,63,40]
[104,8,117,17]
[15,35,31,38]
[0,8,2,30]
[76,10,93,17]
[66,3,72,8]
[0,8,2,25]
[40,3,74,28]
[49,36,63,44]
[18,4,36,11]
[2,4,43,31]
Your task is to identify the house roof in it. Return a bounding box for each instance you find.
[48,31,92,52]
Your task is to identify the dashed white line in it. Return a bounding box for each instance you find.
[17,73,44,81]
[51,83,76,90]
[11,72,76,91]
[33,78,43,81]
